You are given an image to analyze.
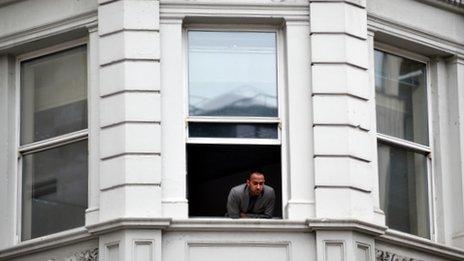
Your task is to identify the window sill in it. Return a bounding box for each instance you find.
[379,229,464,260]
[0,227,92,260]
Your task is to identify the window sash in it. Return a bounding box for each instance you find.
[374,44,435,240]
[185,28,283,144]
[16,39,89,242]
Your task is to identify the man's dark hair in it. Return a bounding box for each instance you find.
[248,170,265,180]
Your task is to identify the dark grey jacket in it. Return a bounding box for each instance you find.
[226,183,275,219]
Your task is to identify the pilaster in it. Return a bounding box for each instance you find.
[310,0,376,223]
[86,24,101,226]
[444,56,464,248]
[285,20,315,219]
[0,55,16,248]
[97,0,163,260]
[98,0,162,222]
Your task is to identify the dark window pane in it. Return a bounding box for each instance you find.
[187,144,281,218]
[20,46,87,144]
[188,31,277,117]
[377,142,430,238]
[375,50,428,145]
[189,123,278,139]
[21,140,88,240]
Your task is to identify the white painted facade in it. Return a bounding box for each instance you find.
[0,0,463,260]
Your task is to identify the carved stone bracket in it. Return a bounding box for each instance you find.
[63,248,98,261]
[375,249,423,261]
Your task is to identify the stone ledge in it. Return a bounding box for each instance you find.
[2,218,464,260]
[307,218,387,236]
[0,227,92,260]
[169,218,308,232]
[379,229,464,260]
[86,217,171,235]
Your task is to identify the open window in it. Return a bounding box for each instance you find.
[18,43,88,240]
[375,47,432,238]
[186,30,283,218]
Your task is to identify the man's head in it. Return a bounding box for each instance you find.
[246,171,265,197]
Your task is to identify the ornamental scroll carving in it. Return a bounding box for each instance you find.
[375,249,423,261]
[59,248,98,261]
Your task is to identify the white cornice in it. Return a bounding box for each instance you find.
[169,218,308,232]
[379,229,464,260]
[86,217,172,235]
[2,218,464,260]
[415,0,464,15]
[160,1,309,22]
[0,11,97,52]
[0,228,93,261]
[307,218,387,236]
[367,13,464,57]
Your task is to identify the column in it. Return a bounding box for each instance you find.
[285,20,315,219]
[310,0,376,223]
[97,1,163,260]
[310,0,379,259]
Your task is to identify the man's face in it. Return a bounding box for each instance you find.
[247,173,265,197]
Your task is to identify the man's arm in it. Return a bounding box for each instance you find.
[245,189,275,219]
[226,189,240,218]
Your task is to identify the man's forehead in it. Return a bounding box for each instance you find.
[249,173,265,181]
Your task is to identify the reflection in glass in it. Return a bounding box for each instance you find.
[377,142,430,238]
[20,46,87,144]
[375,50,428,145]
[21,140,88,240]
[189,123,278,139]
[188,31,277,117]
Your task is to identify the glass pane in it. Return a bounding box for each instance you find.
[21,140,88,240]
[189,123,278,139]
[20,46,87,144]
[377,142,430,238]
[188,31,277,117]
[375,50,428,145]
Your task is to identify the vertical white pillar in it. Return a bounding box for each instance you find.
[97,1,163,260]
[86,24,101,226]
[310,1,379,260]
[310,0,376,223]
[0,55,16,248]
[444,56,464,247]
[98,0,162,222]
[160,18,188,218]
[285,20,315,219]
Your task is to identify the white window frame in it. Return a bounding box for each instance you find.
[184,24,289,217]
[14,38,89,242]
[374,42,436,240]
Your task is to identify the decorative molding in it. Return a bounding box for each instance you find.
[0,11,97,51]
[416,0,464,14]
[307,219,387,236]
[0,228,93,260]
[86,218,172,235]
[159,1,309,22]
[367,13,464,57]
[65,248,99,261]
[375,249,421,261]
[169,219,308,232]
[378,230,464,260]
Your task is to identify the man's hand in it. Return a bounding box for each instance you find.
[240,212,247,218]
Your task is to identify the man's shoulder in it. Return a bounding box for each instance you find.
[230,183,246,193]
[263,185,275,196]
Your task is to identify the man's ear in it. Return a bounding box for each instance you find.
[246,179,250,186]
